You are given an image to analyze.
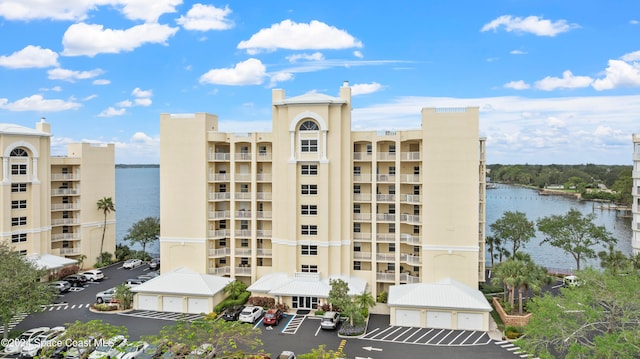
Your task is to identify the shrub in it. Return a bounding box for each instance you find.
[57,265,79,279]
[504,326,524,339]
[214,291,251,313]
[275,303,290,312]
[94,252,113,268]
[338,323,365,336]
[247,296,275,308]
[92,303,119,312]
[205,312,217,320]
[376,291,388,303]
[314,310,325,316]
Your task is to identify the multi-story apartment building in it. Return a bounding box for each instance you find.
[159,82,486,311]
[0,120,116,265]
[633,134,640,254]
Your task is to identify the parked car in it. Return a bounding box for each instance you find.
[64,346,95,359]
[116,341,149,359]
[81,270,105,281]
[320,311,340,330]
[238,306,263,324]
[563,275,581,287]
[88,335,127,359]
[136,343,166,359]
[277,351,296,359]
[262,309,283,326]
[96,287,117,304]
[221,305,245,321]
[124,278,145,287]
[138,272,159,281]
[148,258,160,270]
[20,327,66,358]
[62,274,88,287]
[122,259,142,269]
[185,344,216,359]
[48,280,71,293]
[3,327,50,354]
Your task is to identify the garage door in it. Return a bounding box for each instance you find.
[162,296,183,312]
[395,309,421,327]
[137,295,159,311]
[426,311,452,329]
[457,313,484,331]
[187,297,210,314]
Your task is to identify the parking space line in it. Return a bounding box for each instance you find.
[448,330,466,345]
[436,330,454,345]
[461,330,477,344]
[425,329,444,344]
[367,326,394,340]
[392,327,413,341]
[413,328,434,343]
[381,327,403,340]
[403,328,424,342]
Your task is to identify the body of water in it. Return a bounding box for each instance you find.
[115,168,634,271]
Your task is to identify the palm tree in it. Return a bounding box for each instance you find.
[223,280,247,300]
[96,197,116,256]
[486,235,499,268]
[353,290,376,313]
[598,244,629,275]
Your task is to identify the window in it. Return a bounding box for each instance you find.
[353,242,361,252]
[301,139,318,152]
[12,217,27,226]
[241,239,249,247]
[301,205,318,215]
[219,184,226,193]
[414,246,420,254]
[353,261,362,270]
[366,144,372,154]
[413,225,420,234]
[353,204,361,213]
[353,223,361,233]
[18,250,27,255]
[219,258,226,264]
[389,223,395,233]
[240,184,249,192]
[219,221,227,229]
[301,245,318,255]
[301,184,318,195]
[301,225,318,235]
[414,266,420,273]
[240,220,249,230]
[240,146,249,153]
[414,166,420,175]
[387,263,395,271]
[11,233,27,243]
[389,166,396,175]
[301,164,318,175]
[259,146,267,155]
[389,144,396,154]
[11,200,27,209]
[389,204,395,214]
[220,239,227,246]
[353,185,361,194]
[299,120,319,131]
[11,164,27,175]
[389,243,396,252]
[413,185,420,195]
[10,148,28,157]
[389,185,395,195]
[241,257,249,265]
[11,183,27,192]
[413,205,420,215]
[353,166,361,175]
[301,265,318,273]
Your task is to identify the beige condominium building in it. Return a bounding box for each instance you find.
[0,120,116,267]
[159,82,487,320]
[633,134,640,254]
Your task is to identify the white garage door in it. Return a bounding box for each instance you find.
[162,296,183,312]
[457,313,484,331]
[137,295,159,311]
[426,311,452,329]
[395,309,421,327]
[187,297,210,314]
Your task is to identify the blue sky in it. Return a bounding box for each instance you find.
[0,1,639,164]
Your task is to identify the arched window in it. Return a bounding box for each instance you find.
[299,120,319,131]
[10,148,28,157]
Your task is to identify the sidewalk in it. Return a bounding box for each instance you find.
[488,316,503,341]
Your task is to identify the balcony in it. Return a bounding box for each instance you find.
[257,248,272,257]
[400,152,420,161]
[51,233,79,242]
[209,153,230,161]
[400,234,421,245]
[209,266,231,275]
[257,192,272,200]
[235,174,251,182]
[400,174,421,183]
[376,253,396,261]
[353,233,372,241]
[353,152,373,161]
[51,173,79,181]
[257,153,272,161]
[400,194,421,203]
[210,173,230,181]
[59,246,82,256]
[400,214,421,224]
[235,267,252,275]
[235,192,251,200]
[353,213,371,221]
[257,173,272,181]
[353,251,372,260]
[257,230,272,238]
[353,193,372,202]
[208,210,230,220]
[208,247,231,257]
[209,192,230,200]
[376,174,396,183]
[353,174,372,182]
[234,153,252,161]
[235,229,252,237]
[376,213,396,222]
[376,272,395,282]
[209,229,230,238]
[235,210,252,218]
[376,152,396,161]
[51,218,79,226]
[51,203,79,211]
[235,248,251,256]
[400,273,420,283]
[401,253,421,265]
[256,211,272,219]
[52,188,79,196]
[376,194,395,202]
[376,233,395,242]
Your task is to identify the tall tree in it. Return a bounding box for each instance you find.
[123,216,160,256]
[518,268,640,358]
[223,280,248,300]
[96,197,116,256]
[0,242,56,339]
[490,211,536,257]
[537,209,616,271]
[486,235,500,267]
[50,319,128,359]
[598,244,630,275]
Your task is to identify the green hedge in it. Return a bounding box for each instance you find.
[214,291,251,313]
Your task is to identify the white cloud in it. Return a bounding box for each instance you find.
[176,3,234,31]
[534,70,593,91]
[98,106,126,117]
[61,22,178,57]
[116,0,181,23]
[268,72,294,87]
[504,80,531,90]
[237,20,363,54]
[199,58,267,86]
[134,98,152,106]
[354,50,363,58]
[510,50,527,55]
[592,59,640,90]
[132,87,152,98]
[481,15,578,37]
[0,45,59,69]
[117,100,133,108]
[351,82,383,96]
[83,94,97,101]
[93,79,111,85]
[620,50,640,62]
[48,67,105,82]
[630,20,639,25]
[286,52,324,63]
[0,94,81,111]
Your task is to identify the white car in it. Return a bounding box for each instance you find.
[3,327,50,354]
[116,341,148,359]
[88,335,128,359]
[185,343,216,359]
[20,326,66,357]
[278,351,296,359]
[238,306,264,324]
[82,270,105,281]
[96,287,117,304]
[122,259,142,269]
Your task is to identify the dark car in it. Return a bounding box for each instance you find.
[62,274,88,287]
[262,309,283,326]
[136,343,166,359]
[149,258,160,270]
[221,305,245,321]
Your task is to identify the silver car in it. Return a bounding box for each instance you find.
[96,287,117,304]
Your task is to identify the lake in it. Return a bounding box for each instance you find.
[115,167,633,271]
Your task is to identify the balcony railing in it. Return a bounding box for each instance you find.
[353,152,373,161]
[235,267,252,275]
[51,203,79,210]
[376,272,395,282]
[209,153,230,161]
[353,233,372,241]
[376,213,396,222]
[235,229,252,237]
[51,233,79,241]
[235,210,252,218]
[209,192,230,200]
[208,210,230,220]
[235,174,252,182]
[256,211,272,219]
[353,193,372,201]
[235,248,251,256]
[51,218,79,226]
[209,266,231,275]
[400,234,421,245]
[257,248,272,257]
[52,188,79,195]
[400,214,421,224]
[376,233,395,242]
[210,173,230,181]
[376,194,395,202]
[376,253,396,261]
[208,247,231,257]
[400,174,421,183]
[257,173,272,181]
[401,254,421,265]
[353,213,371,221]
[209,229,230,238]
[235,192,251,200]
[353,251,372,260]
[376,174,396,182]
[257,192,272,200]
[400,273,420,283]
[234,153,252,161]
[257,153,272,161]
[257,230,272,238]
[376,152,396,161]
[51,174,79,181]
[353,174,372,182]
[400,194,421,203]
[59,246,81,255]
[400,152,420,161]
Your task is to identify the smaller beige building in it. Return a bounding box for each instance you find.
[131,267,233,314]
[387,279,491,331]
